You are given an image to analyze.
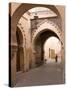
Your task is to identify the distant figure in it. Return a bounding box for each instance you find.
[55,55,58,63]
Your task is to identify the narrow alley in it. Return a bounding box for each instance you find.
[16,63,64,87]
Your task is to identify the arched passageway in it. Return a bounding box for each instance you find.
[9,3,65,87]
[16,27,24,72]
[33,29,61,66]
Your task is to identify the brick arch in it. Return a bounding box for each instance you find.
[11,3,61,44]
[17,23,26,45]
[32,20,62,44]
[34,30,60,45]
[16,27,23,45]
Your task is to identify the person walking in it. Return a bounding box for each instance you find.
[55,54,58,63]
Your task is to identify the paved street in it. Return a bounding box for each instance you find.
[15,63,65,87]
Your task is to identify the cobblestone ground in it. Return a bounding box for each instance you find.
[15,63,65,87]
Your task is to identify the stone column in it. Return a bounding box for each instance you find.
[61,30,65,66]
[19,46,24,72]
[11,45,17,87]
[31,49,36,68]
[61,42,65,83]
[26,48,31,71]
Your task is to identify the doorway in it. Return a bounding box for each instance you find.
[16,27,24,72]
[33,29,61,66]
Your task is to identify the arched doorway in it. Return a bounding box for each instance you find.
[33,29,61,66]
[16,27,24,72]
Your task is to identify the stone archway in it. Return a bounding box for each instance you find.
[32,19,61,41]
[10,3,62,87]
[16,27,24,72]
[32,29,61,67]
[11,3,61,44]
[32,19,62,67]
